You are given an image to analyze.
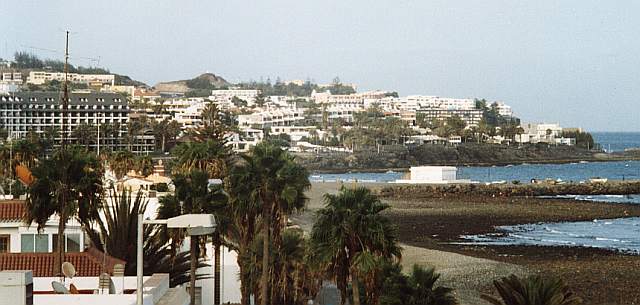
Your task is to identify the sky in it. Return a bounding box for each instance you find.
[2,0,640,131]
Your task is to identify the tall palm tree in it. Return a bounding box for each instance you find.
[157,170,227,305]
[235,142,310,305]
[482,275,582,305]
[25,147,104,276]
[225,165,262,305]
[311,186,402,305]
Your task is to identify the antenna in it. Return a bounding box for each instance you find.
[62,262,76,279]
[61,30,69,148]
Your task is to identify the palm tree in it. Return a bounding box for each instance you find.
[109,150,135,180]
[157,170,227,305]
[71,122,96,150]
[171,140,229,178]
[86,187,210,285]
[311,186,401,305]
[481,274,582,305]
[25,147,104,276]
[225,166,262,305]
[134,155,154,177]
[409,266,457,305]
[232,142,310,305]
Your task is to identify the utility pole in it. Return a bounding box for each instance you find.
[61,30,69,148]
[55,30,70,279]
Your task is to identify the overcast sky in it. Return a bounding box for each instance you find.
[3,0,640,131]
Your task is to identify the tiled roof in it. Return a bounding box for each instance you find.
[0,248,126,277]
[0,200,26,221]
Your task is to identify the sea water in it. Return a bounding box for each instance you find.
[309,133,640,183]
[309,161,640,183]
[460,217,640,254]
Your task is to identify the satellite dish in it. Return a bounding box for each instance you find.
[52,281,70,294]
[62,262,76,279]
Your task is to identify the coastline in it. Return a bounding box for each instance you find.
[296,182,640,304]
[303,153,640,174]
[384,195,640,304]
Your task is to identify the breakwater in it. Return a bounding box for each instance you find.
[377,181,640,199]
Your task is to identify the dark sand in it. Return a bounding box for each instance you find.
[296,182,640,305]
[384,195,640,305]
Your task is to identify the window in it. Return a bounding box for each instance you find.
[20,234,48,253]
[52,233,82,252]
[0,235,9,253]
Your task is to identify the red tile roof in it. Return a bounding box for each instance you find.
[0,200,26,221]
[0,248,126,277]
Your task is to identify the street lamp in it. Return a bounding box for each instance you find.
[137,214,216,305]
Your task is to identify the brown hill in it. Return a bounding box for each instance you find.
[153,73,230,93]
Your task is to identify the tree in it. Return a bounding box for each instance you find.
[157,170,227,305]
[109,150,136,180]
[171,140,229,178]
[86,188,210,286]
[151,118,182,152]
[233,142,310,305]
[481,274,582,305]
[134,155,154,177]
[311,186,401,305]
[25,147,104,276]
[189,102,235,143]
[377,263,457,305]
[71,123,97,150]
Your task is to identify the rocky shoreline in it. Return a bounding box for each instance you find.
[378,180,640,198]
[295,143,640,172]
[382,195,640,304]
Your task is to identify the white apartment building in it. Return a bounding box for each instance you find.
[408,95,476,110]
[210,89,260,106]
[516,123,564,144]
[0,72,22,94]
[311,90,389,107]
[270,125,318,141]
[495,102,513,117]
[238,108,305,129]
[27,71,115,86]
[0,92,132,151]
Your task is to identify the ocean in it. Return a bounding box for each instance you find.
[310,132,640,254]
[309,132,640,183]
[592,132,640,153]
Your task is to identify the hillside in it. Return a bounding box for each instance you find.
[153,73,230,94]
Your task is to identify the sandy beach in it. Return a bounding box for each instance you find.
[294,182,640,305]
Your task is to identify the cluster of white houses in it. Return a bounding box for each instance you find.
[0,68,581,153]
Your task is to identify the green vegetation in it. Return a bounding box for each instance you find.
[25,147,104,276]
[311,186,401,305]
[560,131,595,150]
[11,51,146,86]
[482,274,582,305]
[237,76,356,97]
[378,264,458,305]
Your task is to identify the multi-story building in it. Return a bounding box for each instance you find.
[210,89,260,106]
[516,123,564,144]
[408,95,476,110]
[417,108,484,127]
[238,108,305,129]
[27,71,115,86]
[0,71,22,94]
[494,102,513,117]
[0,91,153,153]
